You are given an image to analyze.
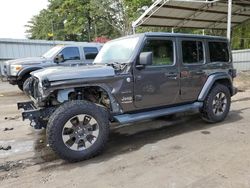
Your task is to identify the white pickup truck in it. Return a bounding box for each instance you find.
[0,43,102,90]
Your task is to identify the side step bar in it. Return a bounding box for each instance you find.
[114,102,203,124]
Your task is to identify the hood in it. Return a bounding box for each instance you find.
[32,65,115,82]
[5,57,49,66]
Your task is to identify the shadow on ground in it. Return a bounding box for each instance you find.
[31,106,245,172]
[232,97,250,103]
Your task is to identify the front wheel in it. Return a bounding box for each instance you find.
[201,84,231,123]
[47,101,110,162]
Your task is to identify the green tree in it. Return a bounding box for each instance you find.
[26,0,250,49]
[26,0,67,40]
[232,20,250,50]
[26,0,152,41]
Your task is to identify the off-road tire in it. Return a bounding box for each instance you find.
[47,100,110,162]
[201,84,231,123]
[17,74,30,91]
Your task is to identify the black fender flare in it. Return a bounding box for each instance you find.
[17,67,43,80]
[198,72,233,101]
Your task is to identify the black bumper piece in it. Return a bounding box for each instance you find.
[232,87,238,96]
[7,76,18,85]
[17,101,55,129]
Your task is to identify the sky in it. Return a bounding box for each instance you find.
[0,0,49,39]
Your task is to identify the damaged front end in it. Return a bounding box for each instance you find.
[17,65,122,130]
[17,101,55,129]
[18,76,56,129]
[23,76,48,103]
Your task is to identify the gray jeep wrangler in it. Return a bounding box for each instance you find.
[18,32,237,162]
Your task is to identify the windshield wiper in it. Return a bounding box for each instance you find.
[106,62,128,71]
[106,62,120,66]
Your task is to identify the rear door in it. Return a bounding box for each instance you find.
[179,38,207,101]
[83,47,99,64]
[133,37,180,109]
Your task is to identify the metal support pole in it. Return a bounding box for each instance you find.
[172,28,174,33]
[51,20,55,44]
[227,0,232,41]
[132,26,136,34]
[202,29,205,35]
[132,22,136,34]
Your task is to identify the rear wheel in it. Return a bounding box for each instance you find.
[47,100,109,162]
[201,84,231,123]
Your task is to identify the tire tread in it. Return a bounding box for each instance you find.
[47,100,109,162]
[201,83,231,123]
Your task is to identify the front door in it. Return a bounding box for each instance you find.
[59,47,82,66]
[133,37,180,109]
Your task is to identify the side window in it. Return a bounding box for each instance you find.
[60,47,80,61]
[142,39,174,66]
[209,42,229,62]
[182,41,204,64]
[84,47,99,60]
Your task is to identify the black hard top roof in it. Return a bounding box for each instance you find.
[110,32,228,43]
[143,32,228,40]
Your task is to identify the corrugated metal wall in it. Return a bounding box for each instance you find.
[0,38,87,64]
[232,49,250,71]
[0,39,52,60]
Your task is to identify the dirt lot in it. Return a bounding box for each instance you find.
[0,72,250,188]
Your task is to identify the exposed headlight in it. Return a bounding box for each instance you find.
[38,82,44,95]
[10,65,23,76]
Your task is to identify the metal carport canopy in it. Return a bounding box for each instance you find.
[132,0,250,40]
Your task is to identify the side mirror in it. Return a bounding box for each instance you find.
[54,54,64,63]
[137,52,153,68]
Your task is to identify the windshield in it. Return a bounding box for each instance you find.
[94,37,140,64]
[42,46,63,59]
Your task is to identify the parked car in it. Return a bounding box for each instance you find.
[1,43,102,90]
[18,32,237,162]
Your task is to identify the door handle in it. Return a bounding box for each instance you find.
[164,72,177,76]
[165,72,178,79]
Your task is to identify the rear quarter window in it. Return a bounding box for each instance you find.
[208,41,229,62]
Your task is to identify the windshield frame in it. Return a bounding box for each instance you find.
[94,35,143,65]
[42,45,64,59]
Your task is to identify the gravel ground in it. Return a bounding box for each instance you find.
[0,73,250,188]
